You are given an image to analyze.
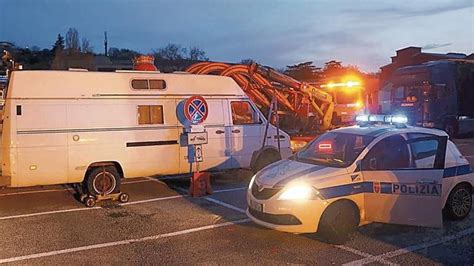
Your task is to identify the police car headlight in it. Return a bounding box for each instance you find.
[278,184,319,200]
[248,174,256,190]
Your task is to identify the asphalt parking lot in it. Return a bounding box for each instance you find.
[0,139,473,265]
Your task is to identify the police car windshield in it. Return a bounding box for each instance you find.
[294,132,375,168]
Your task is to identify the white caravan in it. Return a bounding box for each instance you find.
[0,70,291,195]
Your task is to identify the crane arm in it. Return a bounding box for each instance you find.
[250,63,334,130]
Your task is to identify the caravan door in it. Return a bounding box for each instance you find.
[15,102,69,186]
[228,100,264,168]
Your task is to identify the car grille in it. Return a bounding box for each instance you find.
[248,208,302,225]
[251,182,281,200]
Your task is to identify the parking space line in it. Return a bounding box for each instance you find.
[0,186,246,221]
[0,188,75,197]
[337,245,396,265]
[144,176,168,185]
[122,179,153,185]
[0,218,251,264]
[343,226,474,265]
[120,195,185,206]
[204,197,246,214]
[212,187,247,193]
[0,206,101,221]
[0,179,153,197]
[169,184,246,195]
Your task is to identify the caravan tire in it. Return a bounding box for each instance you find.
[86,166,121,196]
[253,150,281,173]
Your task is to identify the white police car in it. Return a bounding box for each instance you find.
[247,115,474,240]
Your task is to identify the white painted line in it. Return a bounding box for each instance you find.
[212,187,247,193]
[343,227,474,265]
[122,179,153,185]
[337,245,396,265]
[0,218,250,264]
[0,187,245,221]
[169,184,246,195]
[0,179,152,197]
[120,195,185,206]
[0,188,74,197]
[144,176,168,185]
[204,197,246,214]
[0,206,101,221]
[0,195,184,221]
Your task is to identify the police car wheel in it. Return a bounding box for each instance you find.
[317,201,360,244]
[445,184,472,220]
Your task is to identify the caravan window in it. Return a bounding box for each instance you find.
[138,105,164,124]
[132,79,166,90]
[231,101,259,125]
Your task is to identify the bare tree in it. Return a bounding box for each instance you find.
[65,28,80,52]
[153,43,187,60]
[189,46,208,61]
[240,58,255,65]
[81,38,93,53]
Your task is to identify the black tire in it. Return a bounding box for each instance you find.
[444,184,472,220]
[119,193,130,203]
[317,200,360,244]
[85,166,121,196]
[85,197,96,208]
[252,151,281,173]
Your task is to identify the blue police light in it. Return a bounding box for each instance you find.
[385,115,408,124]
[355,114,408,125]
[355,114,369,122]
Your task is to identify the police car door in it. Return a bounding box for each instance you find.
[361,133,447,228]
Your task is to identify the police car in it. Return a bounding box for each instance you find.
[247,115,474,240]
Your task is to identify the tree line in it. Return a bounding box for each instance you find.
[2,27,378,79]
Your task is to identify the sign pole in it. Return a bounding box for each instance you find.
[183,96,211,197]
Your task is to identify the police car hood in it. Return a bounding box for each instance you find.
[255,159,348,188]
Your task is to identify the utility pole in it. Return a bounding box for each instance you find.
[104,31,108,56]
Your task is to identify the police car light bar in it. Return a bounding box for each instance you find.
[385,115,408,124]
[356,114,408,125]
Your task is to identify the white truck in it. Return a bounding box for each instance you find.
[0,70,291,195]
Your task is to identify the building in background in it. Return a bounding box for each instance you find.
[380,46,474,86]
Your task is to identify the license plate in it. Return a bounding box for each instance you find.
[249,199,263,212]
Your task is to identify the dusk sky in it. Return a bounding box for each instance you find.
[1,0,473,71]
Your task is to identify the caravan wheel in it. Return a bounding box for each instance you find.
[252,150,281,173]
[86,166,121,196]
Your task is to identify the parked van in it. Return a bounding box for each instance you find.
[0,70,291,195]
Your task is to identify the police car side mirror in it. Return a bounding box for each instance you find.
[369,158,377,170]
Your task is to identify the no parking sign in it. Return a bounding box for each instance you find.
[184,95,208,125]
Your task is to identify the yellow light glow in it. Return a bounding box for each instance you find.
[346,81,360,88]
[278,184,319,200]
